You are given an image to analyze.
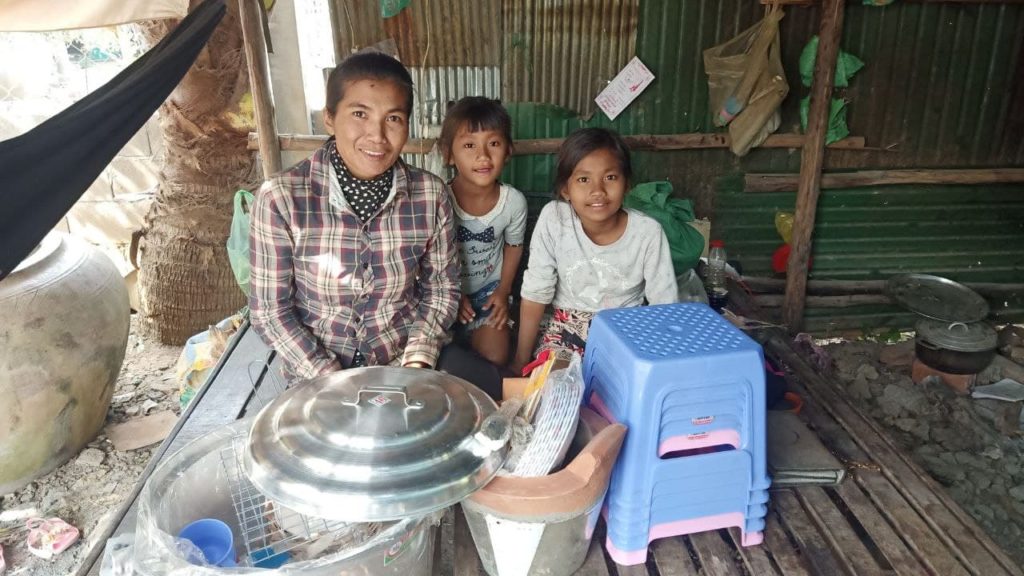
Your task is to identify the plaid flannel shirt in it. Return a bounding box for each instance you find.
[249,145,459,380]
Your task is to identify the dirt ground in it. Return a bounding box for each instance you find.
[0,315,182,576]
[820,336,1024,567]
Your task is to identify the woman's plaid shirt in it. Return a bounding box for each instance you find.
[249,145,459,379]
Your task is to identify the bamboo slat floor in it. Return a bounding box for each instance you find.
[83,319,1022,575]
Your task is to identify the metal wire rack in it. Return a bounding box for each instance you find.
[218,432,384,567]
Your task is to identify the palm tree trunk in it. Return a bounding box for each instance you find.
[138,0,255,344]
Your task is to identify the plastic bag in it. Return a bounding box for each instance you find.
[175,313,245,409]
[624,181,705,274]
[380,0,410,18]
[227,189,254,296]
[799,96,850,144]
[703,5,789,156]
[677,269,709,304]
[799,36,865,88]
[99,533,135,576]
[775,212,794,244]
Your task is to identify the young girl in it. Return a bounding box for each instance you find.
[512,128,677,372]
[440,97,528,366]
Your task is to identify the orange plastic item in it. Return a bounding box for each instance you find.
[783,392,804,414]
[469,407,626,518]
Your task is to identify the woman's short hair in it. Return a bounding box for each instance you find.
[325,51,414,115]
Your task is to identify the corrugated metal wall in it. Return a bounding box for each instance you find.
[498,0,1024,331]
[324,0,1024,331]
[332,0,501,66]
[502,0,640,117]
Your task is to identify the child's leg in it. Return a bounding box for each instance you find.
[470,324,510,367]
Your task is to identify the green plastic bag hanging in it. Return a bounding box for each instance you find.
[381,0,411,18]
[227,189,254,296]
[623,181,705,275]
[799,36,865,88]
[800,96,850,144]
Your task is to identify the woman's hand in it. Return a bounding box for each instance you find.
[404,361,430,369]
[482,290,510,330]
[458,295,475,324]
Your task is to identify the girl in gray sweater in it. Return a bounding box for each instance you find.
[512,128,677,372]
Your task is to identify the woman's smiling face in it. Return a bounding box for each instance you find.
[324,78,410,179]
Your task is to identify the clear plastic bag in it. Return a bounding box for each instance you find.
[226,189,254,297]
[100,533,136,576]
[676,269,709,304]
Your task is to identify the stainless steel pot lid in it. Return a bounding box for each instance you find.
[886,274,989,323]
[244,367,509,522]
[915,319,997,353]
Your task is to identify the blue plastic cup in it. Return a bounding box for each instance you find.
[178,518,237,567]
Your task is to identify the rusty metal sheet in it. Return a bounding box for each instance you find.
[330,0,500,66]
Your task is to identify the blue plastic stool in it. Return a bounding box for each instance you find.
[583,304,771,565]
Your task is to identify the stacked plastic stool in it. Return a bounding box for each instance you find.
[582,303,771,565]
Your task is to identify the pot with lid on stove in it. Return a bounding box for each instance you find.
[887,273,997,374]
[914,319,998,374]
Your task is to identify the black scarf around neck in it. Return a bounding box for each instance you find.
[328,139,393,222]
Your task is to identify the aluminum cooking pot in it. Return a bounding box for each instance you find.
[244,367,511,523]
[915,320,997,375]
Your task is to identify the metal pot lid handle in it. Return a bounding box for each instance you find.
[341,384,424,409]
[947,322,968,333]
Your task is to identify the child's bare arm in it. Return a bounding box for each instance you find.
[481,245,523,329]
[497,244,523,298]
[512,298,545,373]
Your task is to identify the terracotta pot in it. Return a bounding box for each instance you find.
[0,232,129,494]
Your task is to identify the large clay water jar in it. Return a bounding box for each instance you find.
[0,232,130,494]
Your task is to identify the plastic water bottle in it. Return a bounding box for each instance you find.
[706,240,728,312]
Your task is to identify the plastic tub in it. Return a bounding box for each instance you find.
[132,420,438,576]
[463,408,626,576]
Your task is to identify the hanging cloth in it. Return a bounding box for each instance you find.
[0,0,188,32]
[0,0,226,280]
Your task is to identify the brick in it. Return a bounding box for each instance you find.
[912,359,976,395]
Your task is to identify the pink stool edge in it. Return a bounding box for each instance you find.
[658,429,741,454]
[604,512,764,565]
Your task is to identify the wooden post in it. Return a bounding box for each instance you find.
[238,0,282,178]
[783,0,846,333]
[326,0,347,64]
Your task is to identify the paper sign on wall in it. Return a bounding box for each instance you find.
[595,57,656,120]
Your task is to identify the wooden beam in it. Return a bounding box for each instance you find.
[753,293,893,308]
[741,276,1024,297]
[744,168,1024,193]
[247,132,867,154]
[783,0,846,333]
[238,0,281,178]
[764,0,1024,4]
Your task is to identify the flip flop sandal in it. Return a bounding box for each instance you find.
[25,517,80,560]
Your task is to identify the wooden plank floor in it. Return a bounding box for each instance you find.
[84,316,1022,576]
[437,333,1021,575]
